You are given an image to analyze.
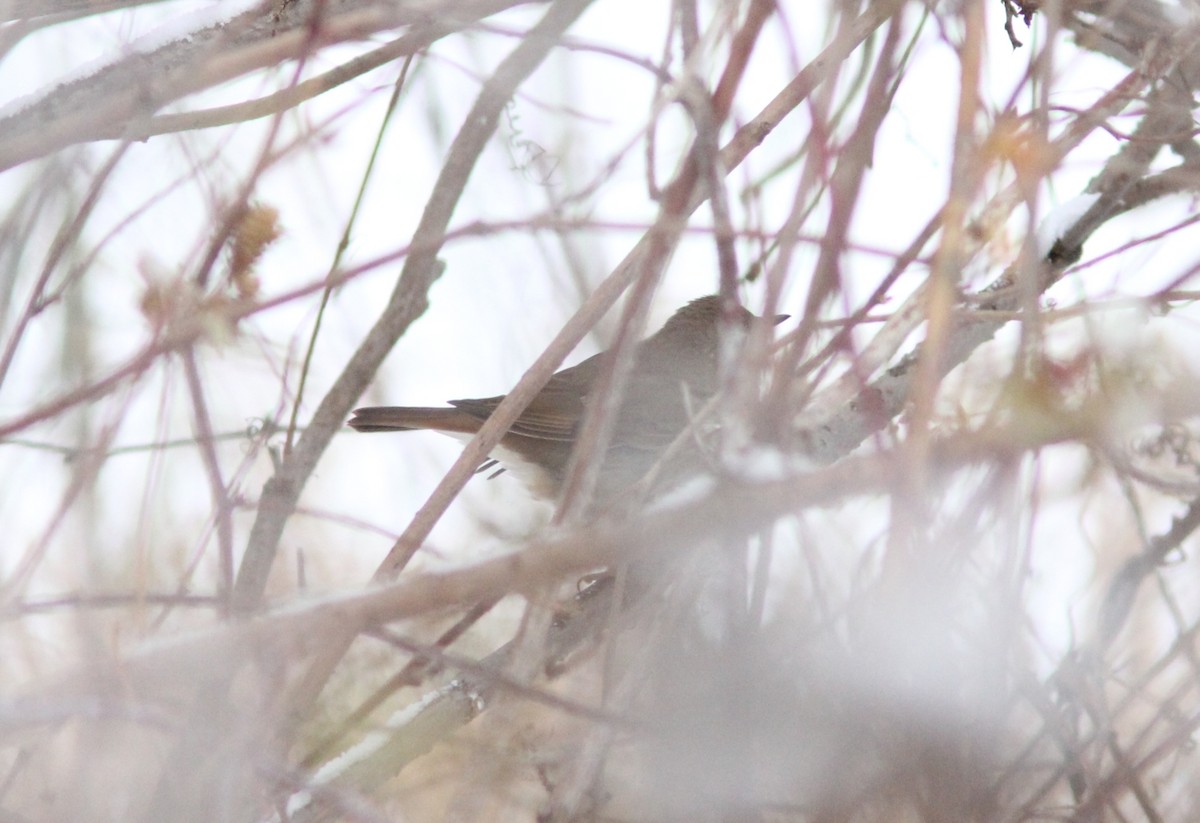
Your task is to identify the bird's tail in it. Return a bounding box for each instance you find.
[348,406,484,434]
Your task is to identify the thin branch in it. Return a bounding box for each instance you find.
[182,347,234,612]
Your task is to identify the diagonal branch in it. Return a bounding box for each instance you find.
[0,0,527,171]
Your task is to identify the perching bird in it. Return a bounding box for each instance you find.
[349,295,787,510]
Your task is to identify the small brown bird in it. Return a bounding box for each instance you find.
[349,295,787,509]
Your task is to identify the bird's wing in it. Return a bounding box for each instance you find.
[450,352,609,442]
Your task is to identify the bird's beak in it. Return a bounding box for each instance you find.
[772,314,790,325]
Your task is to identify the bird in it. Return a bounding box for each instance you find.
[349,295,787,511]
